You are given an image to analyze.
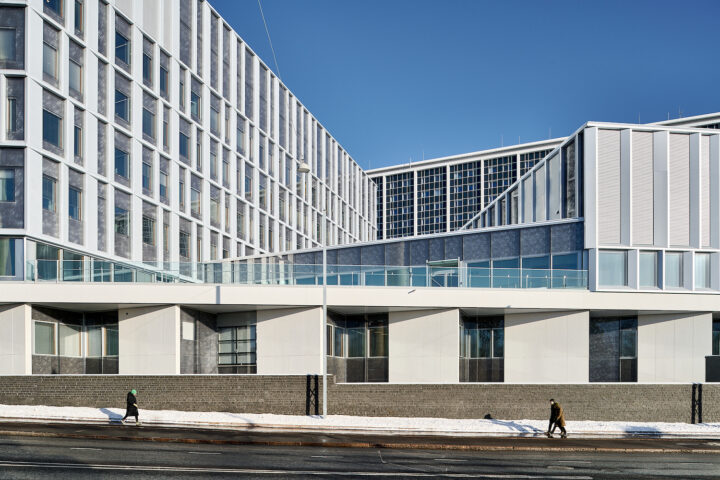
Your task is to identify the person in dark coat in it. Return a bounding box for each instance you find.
[546,398,566,438]
[121,389,140,425]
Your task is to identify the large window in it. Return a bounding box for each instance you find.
[713,319,720,356]
[142,216,155,245]
[142,53,152,85]
[159,65,169,98]
[45,0,63,16]
[115,148,129,178]
[34,321,56,355]
[190,91,201,119]
[68,186,81,220]
[142,161,152,191]
[69,59,82,94]
[0,169,14,202]
[179,133,189,158]
[218,324,256,374]
[665,252,683,288]
[460,316,504,382]
[639,251,657,288]
[589,317,637,383]
[0,28,16,61]
[59,324,81,357]
[115,90,129,122]
[598,250,627,287]
[179,231,190,258]
[191,187,200,216]
[43,110,62,148]
[86,325,118,357]
[74,125,82,159]
[0,238,15,277]
[114,206,129,236]
[42,175,57,212]
[43,42,57,79]
[142,108,155,139]
[74,0,83,33]
[159,171,168,200]
[327,314,388,382]
[115,31,130,65]
[695,253,711,290]
[6,97,17,135]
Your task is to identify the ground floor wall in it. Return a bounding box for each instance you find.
[0,375,716,423]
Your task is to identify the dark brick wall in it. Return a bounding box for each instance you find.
[0,376,717,422]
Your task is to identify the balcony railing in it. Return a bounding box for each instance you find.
[24,260,588,289]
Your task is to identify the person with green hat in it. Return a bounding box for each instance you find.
[121,389,140,425]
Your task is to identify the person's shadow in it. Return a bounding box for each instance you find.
[100,408,123,424]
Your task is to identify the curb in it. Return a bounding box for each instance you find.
[0,427,718,454]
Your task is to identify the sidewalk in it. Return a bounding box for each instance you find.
[1,404,719,439]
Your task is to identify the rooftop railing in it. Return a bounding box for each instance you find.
[24,260,588,289]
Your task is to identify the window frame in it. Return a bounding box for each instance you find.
[114,205,130,236]
[114,89,130,122]
[142,215,156,246]
[0,168,15,202]
[42,109,63,148]
[114,147,130,179]
[42,175,57,212]
[33,320,57,356]
[68,185,82,221]
[43,41,58,80]
[6,96,17,134]
[115,31,130,66]
[0,28,17,62]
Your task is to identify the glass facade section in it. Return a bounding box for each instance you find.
[218,323,256,374]
[450,161,481,230]
[520,149,551,176]
[665,252,683,288]
[0,169,14,202]
[42,175,56,212]
[417,167,446,234]
[43,110,62,148]
[598,250,627,287]
[695,253,711,289]
[459,316,504,383]
[384,173,413,238]
[589,317,637,382]
[484,155,516,207]
[639,251,657,288]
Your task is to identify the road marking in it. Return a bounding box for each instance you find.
[311,455,344,458]
[558,461,591,464]
[434,459,468,462]
[187,451,222,455]
[0,460,594,478]
[69,448,102,451]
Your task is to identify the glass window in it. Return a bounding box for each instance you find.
[191,187,200,215]
[74,125,82,158]
[142,108,155,139]
[34,321,55,355]
[695,253,711,289]
[179,178,185,210]
[68,186,81,220]
[179,76,185,109]
[74,0,83,33]
[69,59,82,93]
[87,325,102,357]
[115,148,129,178]
[179,133,189,158]
[43,110,62,147]
[190,91,200,118]
[0,237,15,276]
[210,151,217,178]
[347,326,365,358]
[665,252,683,288]
[0,169,15,202]
[162,119,169,149]
[142,53,152,85]
[115,206,129,235]
[218,325,256,367]
[159,171,168,199]
[598,250,627,287]
[6,97,17,134]
[368,322,388,357]
[42,175,57,212]
[43,42,57,79]
[115,90,129,122]
[0,28,16,61]
[115,31,130,65]
[142,216,155,245]
[142,162,152,191]
[639,251,657,288]
[713,320,720,356]
[160,66,169,97]
[106,327,118,356]
[210,106,219,134]
[45,0,63,16]
[179,231,190,258]
[210,197,219,223]
[59,324,81,356]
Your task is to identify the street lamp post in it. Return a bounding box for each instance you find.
[298,161,327,418]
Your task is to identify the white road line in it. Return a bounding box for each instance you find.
[69,448,102,451]
[311,455,344,458]
[187,451,222,455]
[558,461,591,464]
[434,459,469,462]
[0,460,595,478]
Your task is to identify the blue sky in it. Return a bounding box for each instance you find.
[210,0,720,170]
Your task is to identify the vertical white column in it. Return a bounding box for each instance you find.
[413,169,417,236]
[689,133,701,249]
[710,135,720,249]
[620,129,632,246]
[653,131,669,248]
[583,127,598,249]
[445,164,451,232]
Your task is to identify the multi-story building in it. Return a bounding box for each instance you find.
[0,0,376,283]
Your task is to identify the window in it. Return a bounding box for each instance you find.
[68,186,81,220]
[179,75,185,110]
[210,151,217,179]
[73,125,82,158]
[190,91,200,118]
[191,187,200,215]
[695,253,711,289]
[598,250,627,287]
[218,324,256,373]
[69,59,82,93]
[210,106,219,134]
[115,31,130,65]
[142,53,152,85]
[74,0,83,33]
[179,177,185,210]
[142,162,152,191]
[142,108,155,139]
[45,0,63,16]
[0,28,16,61]
[59,324,81,357]
[160,66,169,98]
[210,196,219,223]
[115,206,129,235]
[713,319,720,356]
[162,119,169,150]
[159,171,168,199]
[0,237,16,276]
[42,175,57,212]
[245,166,253,201]
[179,132,189,158]
[0,169,14,202]
[236,116,246,155]
[6,97,17,134]
[590,317,637,383]
[142,216,155,245]
[114,148,129,178]
[34,321,56,355]
[43,42,57,79]
[179,231,190,258]
[665,252,683,288]
[43,110,62,148]
[115,90,129,122]
[639,251,657,288]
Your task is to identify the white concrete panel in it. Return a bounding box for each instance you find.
[597,129,621,245]
[505,311,589,383]
[638,312,712,383]
[388,309,459,383]
[118,305,180,374]
[0,304,31,374]
[256,307,322,375]
[142,0,160,41]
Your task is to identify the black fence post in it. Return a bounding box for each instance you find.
[691,383,703,424]
[306,374,319,416]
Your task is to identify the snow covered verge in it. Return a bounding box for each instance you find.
[1,404,719,438]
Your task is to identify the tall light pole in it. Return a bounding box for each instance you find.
[298,161,327,418]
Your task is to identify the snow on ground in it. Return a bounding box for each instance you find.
[1,404,719,438]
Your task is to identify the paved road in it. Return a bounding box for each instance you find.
[0,423,719,479]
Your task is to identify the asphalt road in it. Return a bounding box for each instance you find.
[0,424,719,479]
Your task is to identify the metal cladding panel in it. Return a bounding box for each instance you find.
[491,229,520,258]
[701,135,711,248]
[522,176,533,222]
[445,236,462,260]
[534,165,546,222]
[409,239,429,264]
[597,129,621,245]
[631,131,654,246]
[547,154,561,220]
[669,134,690,247]
[462,233,490,261]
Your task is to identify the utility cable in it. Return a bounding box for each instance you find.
[257,0,282,80]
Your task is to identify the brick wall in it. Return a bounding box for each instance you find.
[0,376,717,422]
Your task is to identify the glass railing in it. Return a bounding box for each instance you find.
[24,260,587,289]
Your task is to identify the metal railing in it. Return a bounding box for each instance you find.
[24,260,588,289]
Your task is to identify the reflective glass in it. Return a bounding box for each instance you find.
[106,327,118,356]
[115,32,129,64]
[695,253,711,289]
[87,326,102,357]
[68,187,81,220]
[115,148,129,178]
[0,238,15,276]
[59,324,81,356]
[42,175,56,212]
[0,169,15,202]
[34,322,55,355]
[69,60,82,93]
[43,110,62,147]
[665,252,683,288]
[598,250,627,287]
[0,29,16,61]
[639,252,657,288]
[43,43,57,78]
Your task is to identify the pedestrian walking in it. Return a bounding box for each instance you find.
[546,398,566,438]
[121,389,141,425]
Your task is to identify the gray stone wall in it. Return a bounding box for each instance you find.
[0,376,716,422]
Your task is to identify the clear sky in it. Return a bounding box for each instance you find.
[209,0,720,170]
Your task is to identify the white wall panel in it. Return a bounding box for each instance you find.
[0,305,31,375]
[597,129,621,245]
[701,135,711,247]
[547,153,561,220]
[522,176,533,223]
[669,134,690,246]
[119,306,180,374]
[534,165,546,222]
[256,307,322,375]
[631,131,654,245]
